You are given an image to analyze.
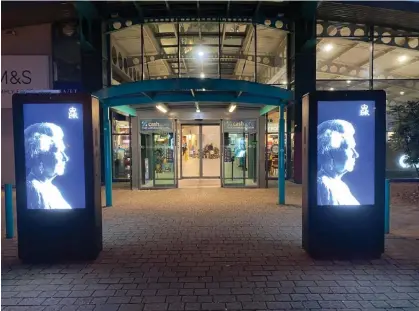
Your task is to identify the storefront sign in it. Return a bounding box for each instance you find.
[140,119,173,132]
[1,55,50,108]
[224,120,257,132]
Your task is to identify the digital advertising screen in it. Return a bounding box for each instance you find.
[317,101,375,206]
[23,103,86,210]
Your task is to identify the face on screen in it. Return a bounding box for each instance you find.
[31,125,69,178]
[317,101,375,206]
[23,104,85,210]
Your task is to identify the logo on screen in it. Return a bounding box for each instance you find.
[68,107,79,119]
[359,104,370,117]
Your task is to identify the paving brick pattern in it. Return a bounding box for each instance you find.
[2,186,419,311]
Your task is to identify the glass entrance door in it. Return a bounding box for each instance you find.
[202,125,221,177]
[181,125,200,177]
[222,120,258,187]
[181,124,221,178]
[139,119,176,188]
[223,132,246,186]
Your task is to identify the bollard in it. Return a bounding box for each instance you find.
[384,179,390,234]
[4,184,14,239]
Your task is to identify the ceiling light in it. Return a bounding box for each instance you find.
[202,88,206,91]
[346,80,351,84]
[400,91,405,95]
[113,21,122,30]
[228,104,237,113]
[329,87,334,91]
[62,24,75,36]
[398,55,408,63]
[156,104,168,113]
[200,72,205,79]
[323,44,333,52]
[198,51,204,57]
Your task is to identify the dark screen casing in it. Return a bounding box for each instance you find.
[12,93,102,263]
[302,90,386,259]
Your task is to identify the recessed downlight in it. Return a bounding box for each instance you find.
[323,44,333,52]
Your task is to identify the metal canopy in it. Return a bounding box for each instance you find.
[94,78,292,113]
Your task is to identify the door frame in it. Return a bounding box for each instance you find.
[180,122,221,179]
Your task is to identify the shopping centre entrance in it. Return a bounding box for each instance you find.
[180,121,258,187]
[180,123,221,179]
[94,78,291,206]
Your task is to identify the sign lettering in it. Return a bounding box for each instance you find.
[1,70,32,85]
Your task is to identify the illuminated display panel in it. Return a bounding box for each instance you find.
[317,101,375,206]
[23,103,86,209]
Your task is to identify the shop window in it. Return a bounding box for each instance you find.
[266,109,287,180]
[316,37,371,81]
[112,117,131,181]
[373,37,419,80]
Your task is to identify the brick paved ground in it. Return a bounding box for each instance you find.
[2,183,419,311]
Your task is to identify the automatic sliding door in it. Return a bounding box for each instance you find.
[202,125,221,177]
[181,125,200,177]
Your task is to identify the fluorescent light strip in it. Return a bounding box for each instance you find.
[229,104,237,113]
[156,104,167,113]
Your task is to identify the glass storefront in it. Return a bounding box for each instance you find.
[109,22,287,84]
[112,115,131,181]
[139,119,176,188]
[222,120,258,187]
[266,109,287,180]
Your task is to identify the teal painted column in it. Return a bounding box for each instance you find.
[5,184,14,239]
[384,179,390,234]
[278,104,286,204]
[103,105,113,207]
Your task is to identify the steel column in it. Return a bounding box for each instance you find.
[278,104,285,204]
[141,24,144,81]
[254,23,257,83]
[103,105,113,207]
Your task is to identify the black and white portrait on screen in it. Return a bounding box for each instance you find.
[24,122,72,209]
[317,119,360,206]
